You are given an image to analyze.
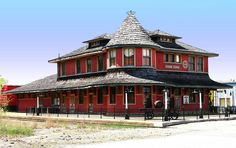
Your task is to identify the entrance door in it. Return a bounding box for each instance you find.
[144,86,152,108]
[88,95,93,113]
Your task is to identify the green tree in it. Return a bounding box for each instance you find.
[0,77,8,112]
[0,77,7,90]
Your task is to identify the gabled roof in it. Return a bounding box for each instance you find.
[106,11,159,48]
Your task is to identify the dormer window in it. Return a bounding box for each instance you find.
[124,48,134,66]
[90,41,100,48]
[160,37,173,43]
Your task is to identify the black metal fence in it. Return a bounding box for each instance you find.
[25,106,236,121]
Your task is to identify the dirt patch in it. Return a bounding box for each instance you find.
[0,118,176,148]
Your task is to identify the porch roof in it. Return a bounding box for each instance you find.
[6,68,231,94]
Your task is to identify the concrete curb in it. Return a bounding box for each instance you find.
[161,117,236,128]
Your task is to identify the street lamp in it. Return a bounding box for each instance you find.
[163,88,169,121]
[193,89,203,119]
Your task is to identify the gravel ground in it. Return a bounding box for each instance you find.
[0,118,187,148]
[2,117,232,148]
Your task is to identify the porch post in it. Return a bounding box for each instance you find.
[224,90,228,117]
[230,90,233,107]
[125,87,129,120]
[36,96,40,116]
[163,89,168,121]
[199,91,203,119]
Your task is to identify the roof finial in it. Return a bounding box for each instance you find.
[127,10,136,15]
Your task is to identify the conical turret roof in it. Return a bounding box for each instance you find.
[106,11,159,47]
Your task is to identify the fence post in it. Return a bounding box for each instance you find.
[183,108,185,121]
[219,107,221,118]
[208,109,210,119]
[144,109,146,120]
[57,108,59,117]
[26,107,28,116]
[100,107,102,119]
[113,106,115,119]
[196,110,198,120]
[67,111,69,118]
[77,109,79,118]
[88,106,90,118]
[161,109,164,121]
[41,107,43,116]
[33,107,35,116]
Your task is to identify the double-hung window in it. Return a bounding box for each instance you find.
[61,62,66,76]
[110,50,116,67]
[142,48,151,66]
[87,58,92,72]
[124,48,134,66]
[124,86,135,104]
[189,56,195,71]
[110,87,116,104]
[197,57,203,72]
[76,59,80,74]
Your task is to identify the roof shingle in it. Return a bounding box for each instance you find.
[106,12,159,47]
[6,68,230,94]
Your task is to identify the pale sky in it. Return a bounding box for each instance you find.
[0,0,236,85]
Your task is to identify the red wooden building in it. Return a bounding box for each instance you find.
[0,85,20,111]
[7,11,229,115]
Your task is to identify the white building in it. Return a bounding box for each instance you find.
[215,82,236,107]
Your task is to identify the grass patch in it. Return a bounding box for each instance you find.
[100,124,141,129]
[0,123,33,137]
[77,123,141,130]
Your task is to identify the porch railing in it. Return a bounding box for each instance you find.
[25,106,236,121]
